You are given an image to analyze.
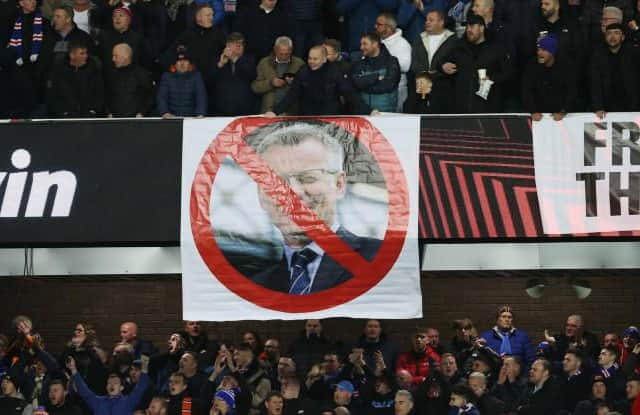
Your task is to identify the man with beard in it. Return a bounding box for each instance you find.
[590,24,640,118]
[443,14,513,113]
[67,355,151,415]
[46,379,82,415]
[513,358,564,414]
[248,120,380,293]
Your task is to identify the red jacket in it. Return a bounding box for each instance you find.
[632,394,640,415]
[396,347,441,385]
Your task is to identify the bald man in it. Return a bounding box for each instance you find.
[119,321,157,359]
[270,45,372,115]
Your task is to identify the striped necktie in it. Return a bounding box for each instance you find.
[288,248,318,295]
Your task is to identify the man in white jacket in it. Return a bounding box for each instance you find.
[375,13,412,112]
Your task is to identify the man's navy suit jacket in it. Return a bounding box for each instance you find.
[250,227,382,294]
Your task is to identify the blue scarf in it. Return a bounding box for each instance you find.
[494,327,513,356]
[9,12,44,65]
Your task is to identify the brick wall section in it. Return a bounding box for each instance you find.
[1,271,638,357]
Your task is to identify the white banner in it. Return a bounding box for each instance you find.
[181,117,421,321]
[533,113,640,234]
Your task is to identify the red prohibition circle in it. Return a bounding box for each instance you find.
[190,116,410,313]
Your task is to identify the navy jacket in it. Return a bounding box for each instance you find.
[157,70,207,116]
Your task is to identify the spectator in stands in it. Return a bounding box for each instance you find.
[513,358,564,414]
[149,332,185,395]
[591,23,640,119]
[398,0,448,44]
[336,0,397,53]
[252,36,305,113]
[67,355,150,415]
[49,6,95,66]
[47,42,105,117]
[402,71,447,113]
[524,0,582,62]
[166,371,206,415]
[375,13,412,111]
[396,328,441,387]
[574,374,610,415]
[98,7,148,71]
[449,318,480,368]
[286,320,334,381]
[521,34,575,121]
[354,320,398,375]
[562,349,592,413]
[390,389,411,415]
[409,9,457,113]
[544,314,601,366]
[448,383,480,415]
[468,371,505,415]
[259,339,280,385]
[210,32,257,115]
[46,378,83,415]
[157,45,207,118]
[277,357,297,386]
[603,332,620,348]
[471,0,514,57]
[128,359,155,411]
[264,392,284,415]
[6,0,52,117]
[479,306,534,367]
[331,380,360,413]
[359,369,395,415]
[491,356,528,413]
[307,351,345,400]
[111,341,135,381]
[167,4,225,92]
[119,322,157,359]
[619,375,640,415]
[395,370,413,392]
[622,328,640,370]
[59,322,107,394]
[585,2,634,47]
[598,345,627,401]
[142,396,168,415]
[106,43,153,117]
[178,351,207,397]
[323,39,351,76]
[235,0,291,62]
[351,32,401,112]
[0,374,32,415]
[70,0,99,37]
[440,352,463,385]
[241,333,261,354]
[180,321,218,368]
[413,368,451,414]
[443,14,512,113]
[270,45,371,115]
[235,342,272,415]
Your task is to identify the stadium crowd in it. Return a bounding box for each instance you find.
[1,309,639,415]
[1,0,640,118]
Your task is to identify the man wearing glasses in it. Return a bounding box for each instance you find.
[249,120,381,295]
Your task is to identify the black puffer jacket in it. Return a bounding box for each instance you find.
[107,63,153,116]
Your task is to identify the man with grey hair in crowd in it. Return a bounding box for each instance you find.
[375,12,412,111]
[252,36,305,113]
[247,120,381,294]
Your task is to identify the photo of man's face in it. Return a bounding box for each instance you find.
[257,135,347,249]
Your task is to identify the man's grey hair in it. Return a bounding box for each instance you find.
[255,121,345,171]
[274,36,293,49]
[468,371,487,383]
[395,389,413,403]
[602,6,623,22]
[379,12,397,30]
